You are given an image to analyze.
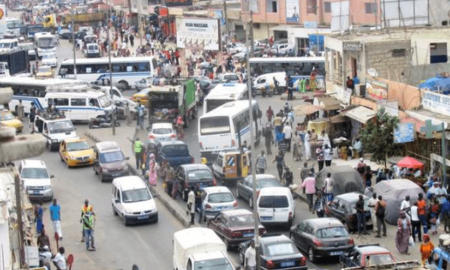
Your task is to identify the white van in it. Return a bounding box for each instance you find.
[257,187,295,227]
[19,160,54,201]
[0,38,19,53]
[173,228,235,270]
[84,43,100,58]
[45,89,113,121]
[111,176,158,226]
[33,113,77,151]
[252,72,286,95]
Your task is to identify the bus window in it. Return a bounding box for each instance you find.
[55,98,69,106]
[89,98,99,107]
[71,98,86,106]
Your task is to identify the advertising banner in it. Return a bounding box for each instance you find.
[394,123,415,143]
[366,79,388,101]
[286,0,300,23]
[422,91,450,117]
[176,18,220,51]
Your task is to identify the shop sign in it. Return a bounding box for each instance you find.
[176,18,220,51]
[343,42,362,51]
[422,91,450,117]
[394,123,415,143]
[366,79,388,101]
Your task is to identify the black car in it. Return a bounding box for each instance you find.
[176,164,216,201]
[324,192,372,232]
[58,29,72,39]
[238,234,307,270]
[236,174,282,208]
[290,218,354,263]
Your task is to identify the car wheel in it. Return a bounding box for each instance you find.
[225,239,231,251]
[154,214,158,223]
[118,80,129,90]
[112,206,118,216]
[236,188,240,198]
[100,174,105,182]
[123,214,129,226]
[249,197,253,209]
[308,247,316,263]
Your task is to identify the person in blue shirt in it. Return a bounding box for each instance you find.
[353,75,360,85]
[49,199,63,241]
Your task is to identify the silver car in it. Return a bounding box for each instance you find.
[148,123,176,144]
[135,77,154,91]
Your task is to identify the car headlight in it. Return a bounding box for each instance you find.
[123,164,129,170]
[52,139,58,143]
[124,209,131,214]
[102,168,108,173]
[44,185,52,190]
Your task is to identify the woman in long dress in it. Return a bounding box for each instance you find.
[395,211,411,254]
[148,154,158,186]
[36,203,43,234]
[304,131,311,160]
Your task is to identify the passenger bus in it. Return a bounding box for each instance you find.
[0,77,84,114]
[34,32,57,58]
[199,100,262,159]
[58,57,159,90]
[203,83,248,114]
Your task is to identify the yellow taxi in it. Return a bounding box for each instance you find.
[36,65,54,78]
[131,88,151,106]
[59,137,95,168]
[0,110,23,133]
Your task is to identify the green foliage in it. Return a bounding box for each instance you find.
[359,107,401,166]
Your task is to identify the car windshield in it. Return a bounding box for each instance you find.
[152,128,172,135]
[7,21,21,29]
[37,37,56,48]
[264,242,298,257]
[368,254,395,265]
[229,214,254,227]
[0,112,14,121]
[0,42,12,48]
[122,188,151,203]
[48,120,74,133]
[99,151,124,163]
[187,169,212,181]
[316,226,349,238]
[67,141,90,151]
[21,168,49,179]
[208,192,234,203]
[194,258,233,270]
[259,195,289,208]
[98,95,112,108]
[224,75,239,81]
[162,145,189,157]
[42,54,54,59]
[257,178,282,189]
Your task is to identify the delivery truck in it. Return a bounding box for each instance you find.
[0,50,28,75]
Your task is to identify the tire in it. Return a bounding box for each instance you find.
[249,197,253,209]
[88,122,93,129]
[100,174,105,183]
[123,214,129,226]
[225,239,231,251]
[113,206,118,216]
[118,80,129,90]
[154,214,158,223]
[94,167,98,175]
[308,247,316,263]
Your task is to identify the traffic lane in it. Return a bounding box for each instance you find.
[37,146,184,269]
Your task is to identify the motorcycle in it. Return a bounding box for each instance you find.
[88,113,120,129]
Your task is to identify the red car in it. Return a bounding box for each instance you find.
[207,209,266,249]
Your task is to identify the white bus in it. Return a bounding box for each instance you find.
[34,32,57,58]
[58,57,159,89]
[0,77,85,114]
[203,83,248,114]
[199,100,262,159]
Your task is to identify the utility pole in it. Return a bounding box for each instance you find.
[223,0,229,43]
[14,173,24,267]
[108,0,115,135]
[71,4,77,80]
[442,123,447,188]
[315,5,319,55]
[250,12,254,57]
[246,11,260,270]
[138,0,143,46]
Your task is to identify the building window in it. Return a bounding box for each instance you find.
[392,49,406,57]
[308,0,318,13]
[430,43,448,63]
[324,2,331,13]
[365,3,377,14]
[266,0,278,13]
[148,0,161,5]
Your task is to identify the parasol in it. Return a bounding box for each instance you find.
[397,156,424,169]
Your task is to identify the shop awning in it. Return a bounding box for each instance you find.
[406,109,450,130]
[343,106,376,124]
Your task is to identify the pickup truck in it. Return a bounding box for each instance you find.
[156,141,194,168]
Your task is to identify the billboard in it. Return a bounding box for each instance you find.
[331,1,349,31]
[176,18,220,51]
[366,79,388,101]
[422,91,450,117]
[394,123,415,143]
[381,0,429,28]
[286,0,300,23]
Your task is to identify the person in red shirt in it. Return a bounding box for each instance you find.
[174,49,180,65]
[417,193,428,233]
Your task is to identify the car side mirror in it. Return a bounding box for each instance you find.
[115,199,119,203]
[50,175,55,178]
[126,157,130,160]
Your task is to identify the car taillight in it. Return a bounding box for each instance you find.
[267,260,275,269]
[205,204,211,209]
[170,134,176,138]
[231,139,236,146]
[231,232,242,237]
[213,178,217,186]
[191,157,195,163]
[313,238,322,247]
[149,135,155,139]
[300,257,307,266]
[233,201,238,208]
[288,212,292,219]
[348,238,354,245]
[199,142,203,149]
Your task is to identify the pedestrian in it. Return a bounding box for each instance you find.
[442,195,450,232]
[313,191,327,218]
[355,194,368,235]
[29,102,36,133]
[278,139,287,156]
[283,166,293,187]
[273,151,285,179]
[82,211,95,251]
[368,193,378,234]
[400,195,411,221]
[302,172,316,211]
[375,195,387,237]
[138,104,145,130]
[36,202,43,234]
[273,114,283,136]
[420,234,435,266]
[17,99,24,119]
[187,187,195,225]
[323,173,334,202]
[283,122,292,152]
[435,182,447,204]
[266,106,273,122]
[148,154,158,186]
[194,184,203,223]
[80,199,95,242]
[319,130,330,148]
[244,240,256,270]
[37,227,51,249]
[255,150,267,174]
[133,137,144,170]
[125,103,132,126]
[49,198,63,241]
[411,201,422,242]
[263,123,274,155]
[304,130,311,160]
[174,49,180,65]
[395,211,411,254]
[323,144,333,166]
[40,245,52,269]
[168,166,178,199]
[176,116,184,140]
[316,146,324,171]
[52,247,67,270]
[417,193,428,233]
[129,33,135,47]
[365,166,373,188]
[353,138,362,158]
[292,134,302,161]
[429,198,440,235]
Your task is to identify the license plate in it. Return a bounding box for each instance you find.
[281,261,295,267]
[330,251,343,256]
[137,215,149,220]
[260,216,272,221]
[33,190,40,195]
[216,206,223,210]
[243,233,254,237]
[113,173,120,177]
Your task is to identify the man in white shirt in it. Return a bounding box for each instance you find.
[367,193,378,233]
[400,195,411,221]
[52,247,67,270]
[187,187,196,225]
[435,182,448,204]
[245,240,257,270]
[283,123,292,152]
[323,173,334,202]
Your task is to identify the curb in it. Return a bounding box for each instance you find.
[85,130,191,228]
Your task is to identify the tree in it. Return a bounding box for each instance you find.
[359,107,401,167]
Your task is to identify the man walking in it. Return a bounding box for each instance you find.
[81,199,95,242]
[368,193,378,234]
[125,103,132,126]
[273,151,285,180]
[263,124,274,155]
[133,137,143,170]
[302,172,316,211]
[355,194,368,235]
[17,100,24,119]
[138,104,145,130]
[187,187,195,225]
[375,195,387,237]
[255,151,267,174]
[49,199,63,241]
[82,211,95,251]
[283,166,293,187]
[244,240,257,270]
[323,173,334,202]
[417,193,428,233]
[283,122,292,152]
[29,102,37,134]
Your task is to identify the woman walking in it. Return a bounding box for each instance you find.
[420,234,435,266]
[36,202,44,234]
[395,211,411,254]
[148,154,158,186]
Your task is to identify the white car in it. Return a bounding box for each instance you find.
[148,122,176,144]
[41,52,58,68]
[270,43,295,56]
[226,43,245,54]
[216,73,240,83]
[19,160,54,201]
[202,186,238,219]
